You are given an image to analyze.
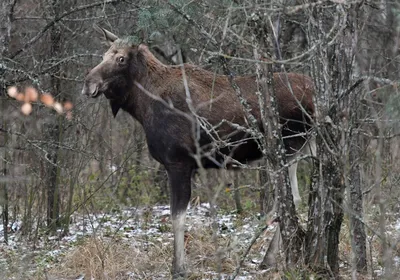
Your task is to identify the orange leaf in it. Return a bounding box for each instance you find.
[25,87,39,102]
[21,103,32,115]
[63,101,73,111]
[15,93,25,102]
[53,102,63,114]
[7,86,18,98]
[40,93,54,106]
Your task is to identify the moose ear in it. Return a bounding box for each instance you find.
[93,24,118,45]
[109,100,120,118]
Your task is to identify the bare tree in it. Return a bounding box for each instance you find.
[0,0,17,244]
[1,0,400,278]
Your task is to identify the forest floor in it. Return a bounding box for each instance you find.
[0,202,399,279]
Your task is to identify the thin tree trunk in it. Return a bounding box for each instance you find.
[46,121,61,231]
[374,101,392,279]
[0,87,9,245]
[1,142,9,244]
[22,181,35,237]
[304,157,325,269]
[349,139,367,274]
[233,171,242,214]
[0,0,15,56]
[325,170,344,276]
[46,0,63,232]
[276,167,304,266]
[62,167,76,235]
[259,160,272,216]
[0,0,16,245]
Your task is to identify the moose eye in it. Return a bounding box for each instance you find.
[117,56,125,64]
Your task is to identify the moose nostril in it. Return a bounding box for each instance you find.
[82,83,97,96]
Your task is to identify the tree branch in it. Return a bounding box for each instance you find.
[9,0,127,59]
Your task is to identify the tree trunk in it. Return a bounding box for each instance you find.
[0,0,15,56]
[259,160,272,216]
[349,137,367,274]
[46,0,63,232]
[0,131,9,244]
[233,171,243,214]
[305,140,344,278]
[0,0,16,244]
[46,120,61,231]
[251,12,304,268]
[276,167,304,266]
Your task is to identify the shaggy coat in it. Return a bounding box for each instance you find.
[82,26,315,278]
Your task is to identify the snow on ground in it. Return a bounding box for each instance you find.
[2,204,400,279]
[0,204,275,279]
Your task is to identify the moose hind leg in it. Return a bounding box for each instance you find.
[172,211,187,277]
[287,136,316,208]
[167,164,193,279]
[288,161,301,207]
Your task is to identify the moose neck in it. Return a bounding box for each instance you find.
[119,46,168,125]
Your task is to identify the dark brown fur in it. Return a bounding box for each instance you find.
[82,28,315,277]
[83,43,314,166]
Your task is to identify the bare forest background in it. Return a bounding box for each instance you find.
[1,0,400,279]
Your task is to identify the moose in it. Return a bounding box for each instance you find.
[82,25,315,278]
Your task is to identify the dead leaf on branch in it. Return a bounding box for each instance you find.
[6,86,73,118]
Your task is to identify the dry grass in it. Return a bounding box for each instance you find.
[50,236,172,280]
[47,224,278,279]
[9,203,400,280]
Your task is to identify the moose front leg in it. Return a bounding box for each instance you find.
[166,164,193,279]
